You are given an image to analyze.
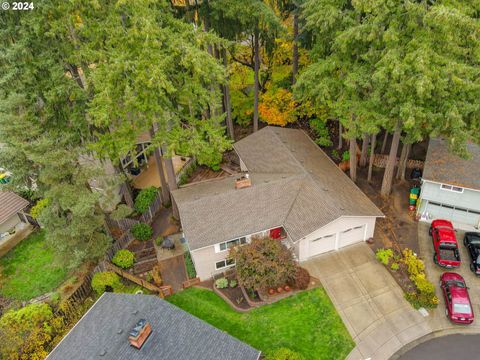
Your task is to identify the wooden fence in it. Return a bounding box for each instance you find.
[182,277,200,289]
[106,262,173,297]
[138,193,163,224]
[105,217,139,233]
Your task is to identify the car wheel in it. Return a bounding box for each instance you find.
[445,308,449,318]
[429,227,432,236]
[433,253,438,265]
[471,263,475,273]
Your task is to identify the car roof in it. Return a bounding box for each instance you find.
[449,285,470,303]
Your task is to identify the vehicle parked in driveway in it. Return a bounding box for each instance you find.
[464,232,480,275]
[440,272,474,324]
[430,219,461,268]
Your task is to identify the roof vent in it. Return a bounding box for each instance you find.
[235,174,252,189]
[339,207,345,211]
[129,319,152,350]
[117,329,123,335]
[323,188,329,191]
[99,350,107,357]
[132,310,138,315]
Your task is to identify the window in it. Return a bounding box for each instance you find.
[312,234,334,242]
[440,184,464,193]
[215,258,235,270]
[218,237,247,252]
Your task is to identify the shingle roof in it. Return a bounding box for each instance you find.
[423,138,480,190]
[46,293,260,360]
[172,127,383,250]
[0,191,29,224]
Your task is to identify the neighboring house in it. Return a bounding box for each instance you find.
[0,191,29,233]
[46,293,261,360]
[172,126,384,280]
[417,138,480,228]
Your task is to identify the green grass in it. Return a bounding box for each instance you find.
[167,287,354,359]
[0,230,68,300]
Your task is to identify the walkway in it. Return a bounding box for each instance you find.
[158,254,187,293]
[303,243,430,360]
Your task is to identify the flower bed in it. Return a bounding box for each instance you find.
[375,248,438,309]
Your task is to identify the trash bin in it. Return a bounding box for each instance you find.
[409,186,420,211]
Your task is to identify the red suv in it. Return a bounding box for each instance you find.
[430,219,461,268]
[440,272,474,324]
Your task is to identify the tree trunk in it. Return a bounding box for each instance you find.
[367,133,377,182]
[291,12,299,85]
[253,25,260,132]
[349,138,357,182]
[221,48,235,140]
[164,156,178,193]
[150,127,170,205]
[381,131,389,154]
[337,121,343,150]
[397,142,411,181]
[380,124,401,197]
[359,133,369,167]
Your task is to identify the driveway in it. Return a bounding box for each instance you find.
[418,222,480,334]
[303,243,430,360]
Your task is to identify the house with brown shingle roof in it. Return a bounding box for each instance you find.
[417,138,480,229]
[0,191,29,233]
[172,127,383,280]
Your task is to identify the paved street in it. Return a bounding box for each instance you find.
[398,334,480,360]
[303,243,430,360]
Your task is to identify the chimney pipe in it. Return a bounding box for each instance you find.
[128,319,152,349]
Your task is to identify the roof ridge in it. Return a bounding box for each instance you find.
[266,127,309,176]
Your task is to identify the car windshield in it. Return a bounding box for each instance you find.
[446,280,465,288]
[439,243,456,250]
[453,303,472,314]
[477,255,480,264]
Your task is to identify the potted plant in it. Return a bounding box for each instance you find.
[284,285,291,292]
[268,288,275,295]
[277,286,283,294]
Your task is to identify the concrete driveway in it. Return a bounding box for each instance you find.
[303,243,430,360]
[418,222,480,334]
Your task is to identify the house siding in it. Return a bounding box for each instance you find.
[190,226,285,281]
[298,217,377,262]
[418,180,480,227]
[0,213,21,233]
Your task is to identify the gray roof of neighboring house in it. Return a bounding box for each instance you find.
[423,138,480,190]
[46,293,260,360]
[0,191,29,225]
[172,127,383,250]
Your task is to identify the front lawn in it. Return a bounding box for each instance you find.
[167,287,354,359]
[0,230,68,300]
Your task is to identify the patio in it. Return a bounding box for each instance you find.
[132,155,189,189]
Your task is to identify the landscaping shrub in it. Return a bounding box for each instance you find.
[131,223,153,241]
[230,237,297,291]
[390,262,399,271]
[112,249,135,269]
[402,248,424,277]
[265,348,305,360]
[230,279,238,288]
[110,204,133,221]
[309,118,333,147]
[91,272,122,295]
[30,198,50,219]
[134,187,158,213]
[184,251,197,279]
[215,278,229,289]
[293,267,310,290]
[375,248,393,265]
[342,151,350,162]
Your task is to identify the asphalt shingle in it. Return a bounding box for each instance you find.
[47,293,260,360]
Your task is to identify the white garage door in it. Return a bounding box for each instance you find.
[338,225,365,248]
[309,234,336,257]
[426,202,480,227]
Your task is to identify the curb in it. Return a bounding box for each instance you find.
[389,327,480,359]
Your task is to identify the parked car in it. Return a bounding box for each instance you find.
[430,219,461,268]
[464,232,480,275]
[440,272,474,324]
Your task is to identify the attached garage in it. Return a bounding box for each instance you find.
[308,234,336,257]
[421,201,480,227]
[297,217,377,261]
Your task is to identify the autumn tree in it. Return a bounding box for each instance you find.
[230,237,297,290]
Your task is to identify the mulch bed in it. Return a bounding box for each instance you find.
[217,285,250,310]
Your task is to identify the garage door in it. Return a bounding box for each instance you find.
[426,202,480,227]
[309,234,336,257]
[338,225,365,248]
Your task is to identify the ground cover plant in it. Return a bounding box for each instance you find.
[0,230,68,300]
[167,287,353,359]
